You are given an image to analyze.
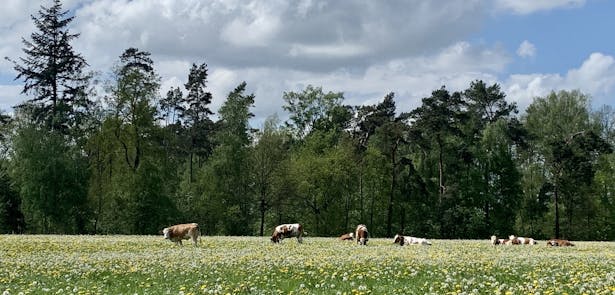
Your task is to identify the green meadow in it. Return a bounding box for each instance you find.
[1,235,614,294]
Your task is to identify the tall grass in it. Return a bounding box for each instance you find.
[1,235,614,294]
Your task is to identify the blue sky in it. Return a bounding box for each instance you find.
[1,0,614,122]
[479,0,613,75]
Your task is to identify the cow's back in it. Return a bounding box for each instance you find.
[162,223,200,246]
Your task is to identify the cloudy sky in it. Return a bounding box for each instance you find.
[1,0,614,124]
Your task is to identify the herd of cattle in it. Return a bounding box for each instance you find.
[161,223,575,247]
[491,235,575,247]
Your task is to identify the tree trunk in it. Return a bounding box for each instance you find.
[189,152,194,183]
[400,206,405,233]
[483,166,490,233]
[369,189,375,233]
[259,196,266,236]
[386,142,398,237]
[344,192,350,231]
[359,159,364,222]
[94,148,103,234]
[438,143,444,202]
[554,182,560,238]
[438,139,445,237]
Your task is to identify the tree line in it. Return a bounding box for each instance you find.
[1,0,614,240]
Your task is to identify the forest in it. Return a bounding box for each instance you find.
[1,0,614,240]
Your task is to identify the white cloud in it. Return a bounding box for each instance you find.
[0,85,25,113]
[567,53,615,94]
[495,0,586,14]
[288,43,370,58]
[0,1,39,25]
[517,40,536,58]
[2,0,614,122]
[220,1,284,47]
[504,53,615,111]
[174,41,509,120]
[65,0,485,74]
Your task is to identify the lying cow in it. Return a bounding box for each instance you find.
[547,239,575,247]
[507,235,537,245]
[393,234,432,246]
[271,223,303,243]
[490,235,508,246]
[162,223,200,246]
[339,232,354,241]
[355,224,369,246]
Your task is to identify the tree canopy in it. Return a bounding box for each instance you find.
[1,1,614,240]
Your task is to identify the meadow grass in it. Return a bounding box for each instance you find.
[1,235,614,294]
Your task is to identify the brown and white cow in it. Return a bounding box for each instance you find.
[393,234,432,246]
[271,223,303,243]
[547,239,575,247]
[162,223,200,246]
[490,235,508,246]
[339,232,354,241]
[507,235,537,245]
[355,224,369,245]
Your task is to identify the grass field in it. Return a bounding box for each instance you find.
[1,235,614,294]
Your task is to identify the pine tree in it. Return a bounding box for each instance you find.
[180,63,215,181]
[109,48,160,172]
[6,0,89,132]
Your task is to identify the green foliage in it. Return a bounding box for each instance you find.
[523,90,612,238]
[409,87,466,237]
[253,115,292,236]
[478,120,522,236]
[198,82,255,235]
[283,85,344,139]
[0,162,24,233]
[2,7,614,240]
[291,130,358,235]
[180,62,215,181]
[11,125,89,233]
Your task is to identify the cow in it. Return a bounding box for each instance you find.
[547,239,575,247]
[355,224,369,246]
[162,223,200,246]
[339,232,354,241]
[393,234,432,246]
[271,223,303,243]
[490,235,508,246]
[508,235,537,245]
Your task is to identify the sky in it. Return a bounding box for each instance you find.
[1,0,614,125]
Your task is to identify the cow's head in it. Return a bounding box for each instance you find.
[271,231,281,243]
[393,234,404,246]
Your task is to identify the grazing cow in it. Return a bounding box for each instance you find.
[547,239,575,247]
[508,235,537,245]
[490,235,508,246]
[271,223,303,243]
[339,232,354,241]
[355,224,369,245]
[393,234,432,246]
[162,223,200,246]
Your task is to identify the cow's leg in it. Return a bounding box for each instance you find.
[177,240,183,246]
[297,235,303,243]
[192,235,198,247]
